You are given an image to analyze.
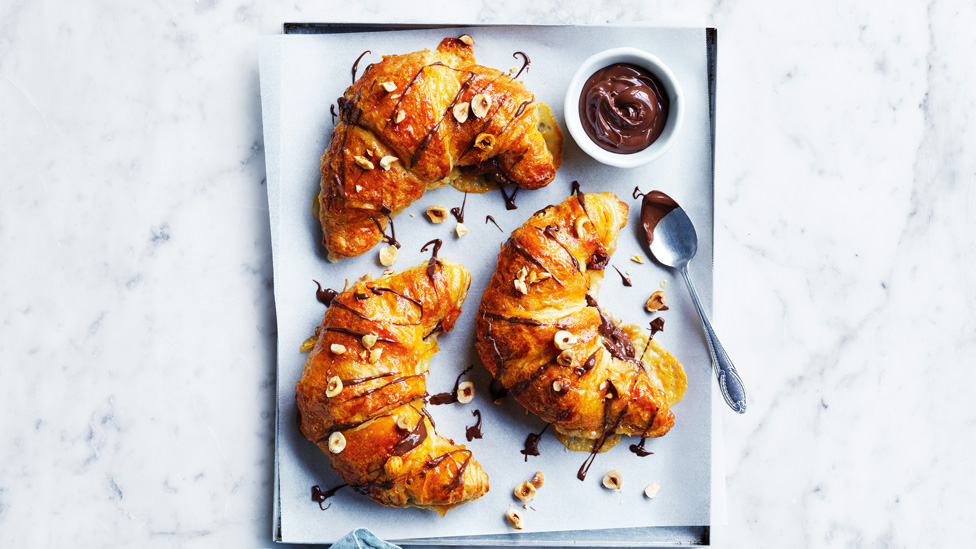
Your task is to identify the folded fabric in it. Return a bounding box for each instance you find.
[332,528,402,549]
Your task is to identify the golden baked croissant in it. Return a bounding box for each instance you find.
[474,192,686,460]
[296,258,489,513]
[318,36,563,260]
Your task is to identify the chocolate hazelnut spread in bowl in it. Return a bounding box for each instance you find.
[564,47,684,168]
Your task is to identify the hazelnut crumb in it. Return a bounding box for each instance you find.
[328,431,346,454]
[453,102,470,123]
[553,330,578,351]
[361,334,378,349]
[379,245,398,267]
[631,254,645,264]
[369,348,383,364]
[514,278,528,295]
[471,93,492,118]
[457,381,475,404]
[330,343,347,355]
[353,155,374,170]
[505,508,524,529]
[380,81,397,92]
[531,471,544,488]
[644,482,661,498]
[514,481,536,502]
[645,290,666,312]
[602,470,623,490]
[395,110,406,124]
[426,206,449,223]
[325,376,343,398]
[456,223,468,237]
[379,155,398,171]
[556,349,574,367]
[458,34,475,46]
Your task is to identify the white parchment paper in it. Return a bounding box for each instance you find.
[261,26,715,544]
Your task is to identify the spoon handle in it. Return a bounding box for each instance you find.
[679,267,747,413]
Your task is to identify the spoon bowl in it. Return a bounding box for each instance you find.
[639,190,747,414]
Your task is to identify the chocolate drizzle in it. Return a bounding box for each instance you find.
[311,484,348,510]
[588,250,610,271]
[485,215,503,232]
[352,374,424,400]
[341,372,395,386]
[482,311,543,326]
[521,422,551,461]
[499,184,520,210]
[330,104,338,126]
[649,317,665,337]
[512,51,531,79]
[369,286,424,315]
[392,417,428,457]
[313,280,338,306]
[465,410,483,441]
[430,365,474,405]
[421,239,443,281]
[577,382,625,481]
[321,326,396,344]
[629,437,654,457]
[488,378,508,403]
[351,50,371,84]
[574,350,599,377]
[508,239,562,285]
[612,266,633,287]
[542,225,581,272]
[413,73,475,167]
[571,180,589,218]
[451,192,468,223]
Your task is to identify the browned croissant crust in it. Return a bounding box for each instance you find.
[474,192,686,446]
[318,36,563,260]
[296,259,489,513]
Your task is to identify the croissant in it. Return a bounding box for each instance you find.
[318,36,562,260]
[296,258,489,513]
[474,192,686,452]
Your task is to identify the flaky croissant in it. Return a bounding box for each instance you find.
[474,192,686,447]
[296,259,489,512]
[318,36,562,260]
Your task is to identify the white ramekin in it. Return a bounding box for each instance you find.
[564,47,684,168]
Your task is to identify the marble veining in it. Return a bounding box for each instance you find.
[1,0,975,547]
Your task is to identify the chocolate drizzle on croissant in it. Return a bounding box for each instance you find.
[297,260,489,511]
[474,193,687,453]
[318,38,562,259]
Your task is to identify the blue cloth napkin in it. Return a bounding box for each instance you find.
[332,528,402,549]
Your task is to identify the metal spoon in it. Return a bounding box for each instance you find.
[639,190,747,413]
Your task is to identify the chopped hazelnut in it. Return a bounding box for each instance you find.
[458,34,475,46]
[527,271,538,284]
[457,381,475,404]
[553,330,578,351]
[361,334,378,349]
[455,223,468,237]
[380,81,397,92]
[359,350,368,360]
[330,343,347,355]
[474,133,495,152]
[602,470,623,490]
[505,508,524,529]
[369,348,383,364]
[645,290,666,313]
[556,349,574,367]
[453,102,470,123]
[536,272,551,281]
[326,376,343,397]
[395,110,406,124]
[426,206,449,223]
[514,278,528,295]
[531,471,544,488]
[631,254,645,264]
[396,413,414,430]
[471,93,491,118]
[514,481,536,502]
[379,155,398,171]
[353,155,374,170]
[552,379,564,393]
[379,245,398,267]
[644,482,661,498]
[328,432,346,454]
[354,184,363,193]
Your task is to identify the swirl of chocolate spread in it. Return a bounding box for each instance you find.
[579,63,669,154]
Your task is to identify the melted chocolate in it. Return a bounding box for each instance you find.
[341,372,395,387]
[451,192,468,223]
[571,180,589,218]
[352,374,424,400]
[413,74,475,167]
[311,484,348,510]
[482,311,543,326]
[500,184,520,210]
[351,50,371,84]
[513,51,531,79]
[574,350,599,377]
[421,239,443,280]
[598,311,637,360]
[465,409,483,441]
[313,280,337,306]
[612,265,633,287]
[640,190,680,246]
[649,317,665,337]
[369,286,423,314]
[542,225,581,272]
[485,215,503,232]
[391,418,428,457]
[521,423,551,461]
[588,250,610,270]
[629,437,654,457]
[577,382,624,481]
[579,63,669,154]
[330,104,338,126]
[488,378,508,403]
[430,365,474,405]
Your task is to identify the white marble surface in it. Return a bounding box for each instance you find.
[1,1,974,547]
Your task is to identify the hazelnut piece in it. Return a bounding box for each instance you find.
[531,471,544,488]
[474,133,495,152]
[556,349,574,367]
[513,278,528,295]
[353,155,374,170]
[379,245,398,267]
[645,290,666,312]
[379,155,398,171]
[325,376,343,398]
[505,508,524,530]
[471,93,491,118]
[328,432,346,454]
[457,381,475,404]
[644,482,661,498]
[553,330,578,351]
[368,348,383,364]
[361,334,378,349]
[330,343,347,355]
[453,102,470,123]
[379,81,397,92]
[602,470,623,490]
[458,34,475,46]
[514,481,536,502]
[396,413,414,430]
[395,110,406,124]
[631,254,645,264]
[426,206,449,223]
[455,223,468,238]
